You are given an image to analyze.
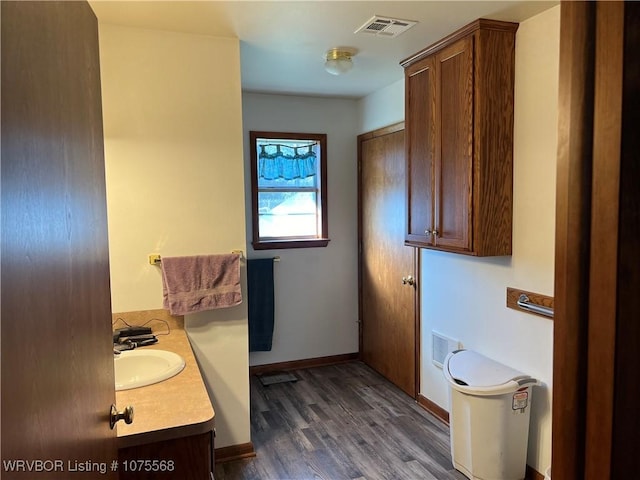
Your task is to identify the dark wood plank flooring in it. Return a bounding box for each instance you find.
[215,361,466,480]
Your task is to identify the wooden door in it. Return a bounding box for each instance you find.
[405,57,437,247]
[553,2,640,478]
[435,37,474,251]
[359,124,418,398]
[1,2,117,477]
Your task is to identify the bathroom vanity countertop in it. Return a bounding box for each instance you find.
[114,314,214,449]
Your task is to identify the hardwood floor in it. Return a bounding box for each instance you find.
[215,361,466,480]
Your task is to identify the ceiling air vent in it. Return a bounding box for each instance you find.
[355,15,418,38]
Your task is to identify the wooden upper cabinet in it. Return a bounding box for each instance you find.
[405,55,436,246]
[402,19,518,256]
[436,37,473,251]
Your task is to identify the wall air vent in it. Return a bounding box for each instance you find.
[355,15,418,38]
[432,331,461,369]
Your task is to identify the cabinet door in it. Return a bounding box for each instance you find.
[119,432,213,479]
[434,37,473,251]
[405,55,436,246]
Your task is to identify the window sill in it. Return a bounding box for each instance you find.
[252,238,330,250]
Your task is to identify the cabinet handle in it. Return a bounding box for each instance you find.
[402,275,415,286]
[110,404,134,429]
[424,230,431,237]
[432,230,439,237]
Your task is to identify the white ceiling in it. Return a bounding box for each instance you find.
[89,0,558,99]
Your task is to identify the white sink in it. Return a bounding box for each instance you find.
[115,349,185,391]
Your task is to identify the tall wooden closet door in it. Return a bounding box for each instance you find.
[359,125,418,398]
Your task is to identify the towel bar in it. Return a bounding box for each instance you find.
[506,287,554,320]
[516,294,554,318]
[149,251,246,265]
[148,252,280,265]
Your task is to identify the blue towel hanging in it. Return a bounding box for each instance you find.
[247,258,275,352]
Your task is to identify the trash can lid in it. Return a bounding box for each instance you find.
[445,350,532,391]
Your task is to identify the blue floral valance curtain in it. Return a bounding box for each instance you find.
[258,143,317,180]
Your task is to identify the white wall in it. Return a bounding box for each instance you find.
[242,92,360,366]
[99,24,250,449]
[421,6,559,473]
[357,78,404,134]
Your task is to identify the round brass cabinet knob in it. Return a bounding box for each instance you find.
[110,404,134,429]
[402,275,416,286]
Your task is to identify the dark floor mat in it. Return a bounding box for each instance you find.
[257,371,298,386]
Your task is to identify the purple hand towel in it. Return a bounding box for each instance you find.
[161,254,242,315]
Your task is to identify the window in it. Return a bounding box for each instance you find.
[250,131,329,250]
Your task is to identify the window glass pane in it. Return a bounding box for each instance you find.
[258,176,316,188]
[258,191,318,238]
[250,131,328,249]
[256,139,319,183]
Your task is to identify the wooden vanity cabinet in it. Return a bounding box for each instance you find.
[402,19,518,256]
[118,431,214,480]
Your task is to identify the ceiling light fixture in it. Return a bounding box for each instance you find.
[324,47,357,76]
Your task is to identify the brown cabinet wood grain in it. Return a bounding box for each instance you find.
[118,431,214,480]
[402,19,518,256]
[2,1,118,474]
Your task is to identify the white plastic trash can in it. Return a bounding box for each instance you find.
[443,350,539,480]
